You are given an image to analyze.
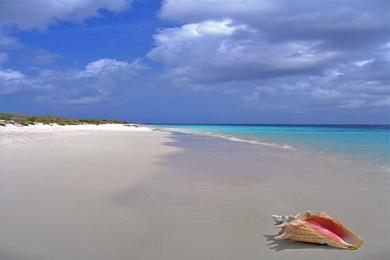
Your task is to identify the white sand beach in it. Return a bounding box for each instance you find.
[0,125,389,260]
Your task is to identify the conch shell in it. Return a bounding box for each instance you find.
[272,211,363,249]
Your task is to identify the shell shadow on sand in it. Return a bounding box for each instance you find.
[263,235,340,251]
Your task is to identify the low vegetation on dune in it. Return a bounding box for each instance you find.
[0,113,131,126]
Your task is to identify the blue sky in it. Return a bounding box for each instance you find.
[1,0,389,124]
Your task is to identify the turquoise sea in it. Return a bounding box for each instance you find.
[152,124,390,170]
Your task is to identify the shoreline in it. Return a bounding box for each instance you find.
[2,123,388,174]
[154,126,390,174]
[1,123,388,176]
[1,125,389,259]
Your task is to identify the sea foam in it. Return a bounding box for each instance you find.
[160,127,294,150]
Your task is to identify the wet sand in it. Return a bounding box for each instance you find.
[1,127,389,260]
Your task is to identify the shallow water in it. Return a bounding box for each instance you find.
[152,124,390,170]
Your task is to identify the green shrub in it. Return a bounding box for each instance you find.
[0,113,129,126]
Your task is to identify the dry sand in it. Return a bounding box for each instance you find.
[0,125,389,260]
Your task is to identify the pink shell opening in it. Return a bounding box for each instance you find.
[304,216,352,245]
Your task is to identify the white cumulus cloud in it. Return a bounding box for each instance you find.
[0,69,25,81]
[148,19,340,86]
[0,69,30,94]
[0,58,147,104]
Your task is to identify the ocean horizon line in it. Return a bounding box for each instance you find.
[148,123,390,128]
